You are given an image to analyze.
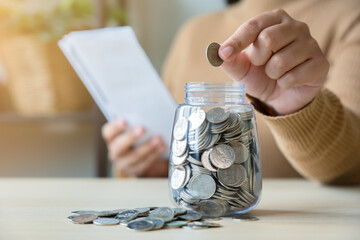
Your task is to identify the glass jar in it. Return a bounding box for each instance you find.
[168,82,262,217]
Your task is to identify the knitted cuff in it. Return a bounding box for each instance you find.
[251,89,359,183]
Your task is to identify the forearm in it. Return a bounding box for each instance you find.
[257,89,360,184]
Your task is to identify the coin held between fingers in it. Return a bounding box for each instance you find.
[206,42,224,67]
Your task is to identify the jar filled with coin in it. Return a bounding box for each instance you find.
[168,82,262,217]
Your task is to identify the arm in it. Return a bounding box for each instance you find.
[219,9,360,184]
[261,11,360,184]
[261,89,360,184]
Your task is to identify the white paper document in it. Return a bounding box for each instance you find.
[58,27,177,149]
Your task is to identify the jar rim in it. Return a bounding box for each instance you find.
[185,82,246,104]
[185,82,245,92]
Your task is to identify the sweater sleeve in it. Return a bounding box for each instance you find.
[257,11,360,184]
[259,89,360,184]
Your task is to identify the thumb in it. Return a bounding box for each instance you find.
[220,50,251,82]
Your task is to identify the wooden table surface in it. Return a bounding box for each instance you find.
[0,178,359,240]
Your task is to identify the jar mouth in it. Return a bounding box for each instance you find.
[185,82,245,92]
[185,82,246,105]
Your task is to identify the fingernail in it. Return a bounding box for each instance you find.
[157,144,165,153]
[115,118,126,128]
[133,126,144,137]
[151,136,161,146]
[219,45,234,59]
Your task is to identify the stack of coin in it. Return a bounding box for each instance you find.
[170,107,261,217]
[187,110,215,151]
[68,207,223,231]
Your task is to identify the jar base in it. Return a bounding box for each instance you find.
[223,194,262,217]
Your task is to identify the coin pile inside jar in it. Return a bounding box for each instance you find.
[67,207,224,231]
[170,107,261,217]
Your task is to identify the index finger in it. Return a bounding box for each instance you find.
[219,9,285,60]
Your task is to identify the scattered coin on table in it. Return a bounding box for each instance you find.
[165,220,188,229]
[93,218,120,226]
[114,209,140,222]
[68,207,259,231]
[127,219,155,231]
[71,214,98,224]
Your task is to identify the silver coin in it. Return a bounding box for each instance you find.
[179,200,199,211]
[178,210,202,221]
[225,113,240,130]
[206,42,223,67]
[187,174,216,200]
[253,171,262,197]
[71,210,98,215]
[211,119,231,134]
[197,200,227,217]
[206,108,229,124]
[187,155,203,166]
[188,110,206,130]
[135,207,151,216]
[237,190,253,205]
[115,209,139,222]
[180,190,199,205]
[218,164,246,187]
[201,149,217,172]
[172,139,187,157]
[71,214,98,224]
[149,207,174,223]
[182,225,208,230]
[127,220,154,231]
[237,107,253,120]
[229,141,249,163]
[209,144,235,169]
[112,208,126,213]
[206,133,220,149]
[173,117,188,141]
[67,215,78,222]
[232,216,259,222]
[96,210,119,217]
[171,167,187,190]
[171,150,188,165]
[190,164,212,175]
[165,220,188,228]
[147,217,165,229]
[184,165,192,187]
[173,208,187,216]
[132,217,165,229]
[239,188,257,204]
[93,218,120,226]
[189,221,221,228]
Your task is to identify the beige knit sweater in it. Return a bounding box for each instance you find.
[162,0,360,184]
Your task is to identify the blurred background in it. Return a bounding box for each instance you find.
[0,0,226,177]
